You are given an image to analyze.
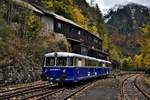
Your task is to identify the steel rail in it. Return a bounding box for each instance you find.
[36,88,65,100]
[120,74,150,100]
[0,81,48,93]
[120,74,135,100]
[134,75,150,100]
[0,84,53,99]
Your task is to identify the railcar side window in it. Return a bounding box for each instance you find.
[106,63,111,67]
[98,62,103,66]
[45,57,55,66]
[56,57,67,66]
[77,58,82,67]
[102,63,106,67]
[81,58,85,66]
[68,57,78,66]
[85,59,89,66]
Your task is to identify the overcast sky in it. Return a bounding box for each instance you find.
[94,0,150,14]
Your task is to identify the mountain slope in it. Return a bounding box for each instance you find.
[106,3,150,56]
[107,3,150,34]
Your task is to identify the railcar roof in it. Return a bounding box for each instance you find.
[45,52,111,64]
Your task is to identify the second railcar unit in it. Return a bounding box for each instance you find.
[42,52,112,83]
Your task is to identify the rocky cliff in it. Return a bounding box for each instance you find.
[106,3,150,56]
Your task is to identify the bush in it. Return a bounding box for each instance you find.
[145,68,150,75]
[0,1,70,84]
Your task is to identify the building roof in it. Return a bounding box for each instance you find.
[12,0,44,14]
[29,3,84,29]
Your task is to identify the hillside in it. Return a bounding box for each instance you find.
[106,3,150,33]
[106,3,150,56]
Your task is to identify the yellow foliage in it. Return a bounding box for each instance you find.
[140,25,150,67]
[72,7,89,29]
[25,15,36,26]
[41,0,53,9]
[143,55,150,66]
[133,55,143,68]
[88,25,98,35]
[142,25,150,34]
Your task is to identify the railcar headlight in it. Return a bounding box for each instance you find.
[63,69,66,73]
[95,72,97,75]
[88,72,90,76]
[45,69,48,73]
[50,77,53,80]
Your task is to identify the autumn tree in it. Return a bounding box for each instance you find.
[140,25,150,67]
[122,56,135,70]
[133,55,143,68]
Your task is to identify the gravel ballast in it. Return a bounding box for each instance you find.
[73,77,120,100]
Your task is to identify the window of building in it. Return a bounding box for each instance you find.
[57,23,61,29]
[94,38,98,43]
[69,27,74,32]
[78,30,81,35]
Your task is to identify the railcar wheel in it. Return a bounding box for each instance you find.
[41,73,47,81]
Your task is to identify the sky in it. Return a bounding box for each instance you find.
[93,0,150,14]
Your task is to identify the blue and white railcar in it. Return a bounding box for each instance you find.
[42,52,112,83]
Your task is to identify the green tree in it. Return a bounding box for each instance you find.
[0,17,12,60]
[109,44,122,61]
[14,10,42,41]
[122,56,134,70]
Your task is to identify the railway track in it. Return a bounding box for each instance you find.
[0,78,106,100]
[22,87,65,100]
[0,81,48,93]
[24,82,93,100]
[0,81,88,100]
[62,84,89,100]
[120,74,150,100]
[23,80,98,100]
[0,81,58,100]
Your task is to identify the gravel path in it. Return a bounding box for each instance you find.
[138,76,150,95]
[73,77,120,100]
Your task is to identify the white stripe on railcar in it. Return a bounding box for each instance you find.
[45,52,111,64]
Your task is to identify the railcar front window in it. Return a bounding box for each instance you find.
[56,57,67,66]
[45,57,55,66]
